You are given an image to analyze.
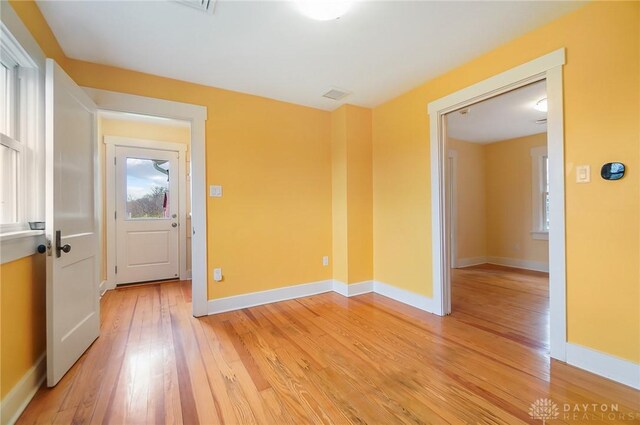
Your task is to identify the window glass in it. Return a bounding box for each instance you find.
[0,144,18,224]
[126,157,170,219]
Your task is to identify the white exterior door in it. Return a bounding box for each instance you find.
[115,146,179,284]
[45,59,100,386]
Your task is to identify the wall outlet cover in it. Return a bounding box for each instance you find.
[213,268,222,281]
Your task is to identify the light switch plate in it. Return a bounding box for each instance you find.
[209,185,223,197]
[322,256,329,266]
[576,165,590,183]
[213,268,222,281]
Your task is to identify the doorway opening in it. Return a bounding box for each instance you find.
[101,111,191,287]
[428,49,566,361]
[445,80,550,352]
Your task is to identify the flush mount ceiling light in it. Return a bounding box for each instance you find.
[534,98,548,112]
[296,0,353,21]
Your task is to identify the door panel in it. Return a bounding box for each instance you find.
[115,146,179,284]
[45,59,100,386]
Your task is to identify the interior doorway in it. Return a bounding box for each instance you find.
[444,80,551,351]
[102,112,191,288]
[428,49,566,361]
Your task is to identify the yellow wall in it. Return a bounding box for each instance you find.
[331,107,349,283]
[99,118,192,278]
[331,105,373,284]
[373,2,639,362]
[345,106,373,284]
[485,133,549,264]
[448,138,487,261]
[0,255,46,399]
[8,1,334,300]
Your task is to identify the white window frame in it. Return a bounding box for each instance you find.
[0,23,41,233]
[531,145,549,240]
[0,11,46,264]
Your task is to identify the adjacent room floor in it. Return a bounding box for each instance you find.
[18,267,640,424]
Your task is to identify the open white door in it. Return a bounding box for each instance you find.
[45,59,100,386]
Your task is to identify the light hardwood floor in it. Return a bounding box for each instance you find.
[18,265,640,424]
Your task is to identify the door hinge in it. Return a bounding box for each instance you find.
[114,211,117,219]
[115,265,118,274]
[114,157,117,165]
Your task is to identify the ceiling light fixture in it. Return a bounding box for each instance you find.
[534,98,548,112]
[296,0,353,21]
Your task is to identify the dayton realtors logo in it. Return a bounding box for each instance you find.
[529,399,559,424]
[529,399,640,422]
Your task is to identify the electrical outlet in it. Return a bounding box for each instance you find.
[322,256,329,266]
[213,268,222,282]
[209,185,223,197]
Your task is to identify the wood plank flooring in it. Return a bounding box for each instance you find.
[18,265,640,424]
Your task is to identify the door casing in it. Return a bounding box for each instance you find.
[83,88,207,318]
[427,48,567,361]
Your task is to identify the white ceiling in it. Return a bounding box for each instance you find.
[37,1,582,111]
[446,80,547,144]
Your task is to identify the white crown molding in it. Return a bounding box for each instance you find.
[566,343,640,390]
[0,353,46,425]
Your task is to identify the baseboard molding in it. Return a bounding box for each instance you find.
[332,280,374,297]
[373,280,436,313]
[207,278,435,315]
[566,343,640,390]
[208,280,333,314]
[0,353,46,425]
[487,256,549,273]
[456,257,488,268]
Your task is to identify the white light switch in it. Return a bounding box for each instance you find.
[210,185,223,197]
[213,268,222,282]
[576,165,590,183]
[322,256,329,266]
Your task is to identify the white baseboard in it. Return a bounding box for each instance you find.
[456,256,488,268]
[208,278,433,316]
[332,280,374,297]
[373,280,436,313]
[566,343,640,390]
[487,256,549,273]
[208,280,333,314]
[0,353,46,425]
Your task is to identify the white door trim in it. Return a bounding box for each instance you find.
[447,149,458,270]
[105,136,187,286]
[427,48,567,361]
[84,88,208,317]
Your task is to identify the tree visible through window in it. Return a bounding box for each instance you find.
[125,157,170,219]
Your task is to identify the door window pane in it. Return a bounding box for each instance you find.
[0,144,18,224]
[126,157,170,219]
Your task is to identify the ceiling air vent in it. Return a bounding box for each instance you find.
[322,88,351,101]
[174,0,215,15]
